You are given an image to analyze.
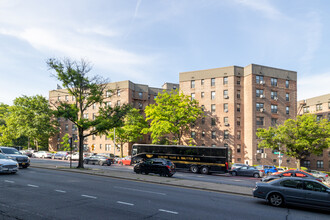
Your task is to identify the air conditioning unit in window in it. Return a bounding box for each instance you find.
[260,95,265,98]
[259,108,264,112]
[224,95,229,99]
[261,153,267,158]
[224,122,229,126]
[256,150,262,154]
[274,97,278,101]
[224,109,228,113]
[259,81,265,85]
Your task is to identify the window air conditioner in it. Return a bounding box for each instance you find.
[260,81,265,85]
[224,95,229,99]
[260,95,265,98]
[224,109,228,113]
[224,122,229,126]
[274,97,278,101]
[259,108,264,112]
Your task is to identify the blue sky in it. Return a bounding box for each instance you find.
[0,0,329,105]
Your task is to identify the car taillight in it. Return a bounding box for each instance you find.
[260,170,265,173]
[225,162,228,171]
[316,178,323,182]
[326,174,329,177]
[166,165,171,169]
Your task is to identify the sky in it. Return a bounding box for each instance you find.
[1,0,330,105]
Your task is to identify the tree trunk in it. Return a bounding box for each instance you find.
[296,158,301,170]
[120,142,123,158]
[77,128,84,168]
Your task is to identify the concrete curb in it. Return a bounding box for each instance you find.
[30,164,253,197]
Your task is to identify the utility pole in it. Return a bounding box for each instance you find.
[113,128,116,156]
[69,137,73,168]
[278,145,282,168]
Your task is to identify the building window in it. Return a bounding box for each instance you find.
[237,117,241,126]
[316,115,322,121]
[201,92,204,98]
[286,80,289,88]
[191,93,195,101]
[191,131,196,139]
[202,131,205,137]
[100,144,102,150]
[317,160,324,168]
[201,105,205,111]
[237,131,241,140]
[92,103,96,109]
[224,117,229,125]
[117,89,121,96]
[92,134,96,140]
[72,96,75,101]
[139,92,143,99]
[191,80,195,88]
[211,104,216,112]
[316,104,323,111]
[237,144,241,153]
[303,106,309,113]
[237,158,241,162]
[271,91,277,100]
[223,90,228,99]
[237,77,241,85]
[211,91,215,100]
[117,100,121,106]
[256,75,264,84]
[256,117,264,126]
[202,117,205,124]
[271,105,278,113]
[256,89,264,98]
[237,103,241,112]
[211,78,215,86]
[138,103,143,109]
[72,125,77,131]
[65,95,68,101]
[328,113,330,121]
[223,77,228,85]
[286,106,290,115]
[237,90,240,99]
[83,113,88,119]
[328,102,330,109]
[65,124,68,131]
[286,93,290,101]
[224,103,228,112]
[201,79,204,85]
[273,159,277,163]
[271,78,278,86]
[224,130,229,139]
[211,118,216,126]
[106,90,112,97]
[106,101,111,107]
[256,103,264,111]
[211,131,216,139]
[271,118,277,126]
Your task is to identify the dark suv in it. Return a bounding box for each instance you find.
[0,146,30,168]
[134,158,176,177]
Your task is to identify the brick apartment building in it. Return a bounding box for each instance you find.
[179,64,297,167]
[49,80,178,156]
[298,94,330,171]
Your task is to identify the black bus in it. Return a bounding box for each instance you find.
[131,144,228,174]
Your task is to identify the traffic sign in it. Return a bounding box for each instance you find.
[274,152,283,155]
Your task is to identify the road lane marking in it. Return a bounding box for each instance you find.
[55,190,66,193]
[114,186,166,196]
[81,195,97,199]
[27,184,39,188]
[159,209,178,214]
[233,180,242,182]
[117,201,134,206]
[4,180,15,183]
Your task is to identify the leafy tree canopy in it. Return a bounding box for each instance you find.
[257,114,330,169]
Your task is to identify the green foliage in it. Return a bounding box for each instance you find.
[143,89,204,145]
[107,108,148,157]
[60,133,71,151]
[257,114,330,169]
[47,58,130,168]
[0,96,57,149]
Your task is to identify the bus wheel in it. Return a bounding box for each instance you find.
[200,166,209,174]
[190,165,199,173]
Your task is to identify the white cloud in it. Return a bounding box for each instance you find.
[234,0,283,20]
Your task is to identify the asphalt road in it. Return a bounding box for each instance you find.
[30,158,258,188]
[0,168,329,219]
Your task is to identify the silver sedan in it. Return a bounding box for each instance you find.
[253,177,330,210]
[0,153,19,174]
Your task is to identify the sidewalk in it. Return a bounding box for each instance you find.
[30,164,253,196]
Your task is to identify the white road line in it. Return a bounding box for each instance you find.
[27,184,39,188]
[81,195,97,199]
[233,180,242,182]
[114,186,166,196]
[55,190,66,193]
[4,180,14,183]
[159,209,178,215]
[117,201,134,206]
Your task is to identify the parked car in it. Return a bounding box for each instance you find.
[229,165,264,178]
[309,170,329,181]
[83,155,112,166]
[66,152,90,160]
[20,150,34,157]
[118,156,131,165]
[277,167,286,172]
[253,177,330,209]
[0,146,30,168]
[0,153,19,174]
[231,163,246,170]
[134,158,176,177]
[256,165,277,175]
[52,151,69,160]
[97,153,115,163]
[261,170,323,182]
[32,151,52,159]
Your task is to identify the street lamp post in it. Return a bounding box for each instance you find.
[69,137,73,168]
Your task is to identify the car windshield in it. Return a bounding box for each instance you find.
[1,148,20,155]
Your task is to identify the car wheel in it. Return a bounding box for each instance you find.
[168,173,173,177]
[83,160,88,164]
[61,156,65,160]
[200,166,209,175]
[253,173,260,178]
[231,171,237,176]
[190,165,199,173]
[51,155,55,159]
[268,193,284,207]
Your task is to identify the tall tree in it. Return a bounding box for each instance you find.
[143,90,203,145]
[0,96,57,149]
[108,108,148,157]
[257,114,330,169]
[47,58,130,168]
